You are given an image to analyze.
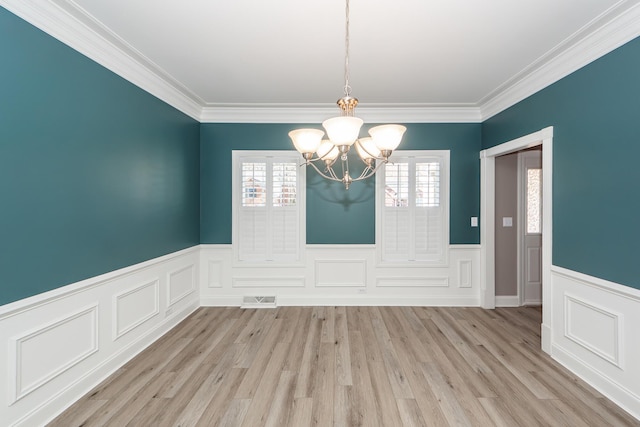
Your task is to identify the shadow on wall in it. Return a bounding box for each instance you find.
[307,177,374,211]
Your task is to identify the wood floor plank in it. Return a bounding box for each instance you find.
[321,305,336,344]
[288,397,313,427]
[264,370,297,427]
[310,342,335,426]
[194,367,247,427]
[347,306,384,363]
[282,307,312,372]
[347,330,381,427]
[396,398,428,427]
[218,398,251,427]
[420,362,473,426]
[334,305,353,386]
[233,318,283,399]
[417,313,499,400]
[294,307,323,398]
[159,317,237,399]
[47,306,639,427]
[478,397,521,427]
[369,307,414,399]
[367,361,403,427]
[240,342,289,426]
[172,343,244,427]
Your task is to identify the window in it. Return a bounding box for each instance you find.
[233,151,305,263]
[377,150,449,264]
[526,168,542,234]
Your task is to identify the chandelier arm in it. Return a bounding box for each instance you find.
[356,166,374,180]
[352,158,390,182]
[305,160,343,183]
[327,166,341,181]
[306,155,337,168]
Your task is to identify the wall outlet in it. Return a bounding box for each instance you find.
[357,288,367,294]
[471,216,478,227]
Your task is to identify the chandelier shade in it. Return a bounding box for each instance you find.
[288,0,405,189]
[288,128,324,154]
[368,124,406,151]
[322,116,364,147]
[317,140,341,161]
[354,137,381,162]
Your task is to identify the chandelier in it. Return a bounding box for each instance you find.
[288,0,406,190]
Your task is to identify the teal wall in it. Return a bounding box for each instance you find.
[200,123,481,245]
[0,8,201,305]
[482,36,640,290]
[7,2,637,305]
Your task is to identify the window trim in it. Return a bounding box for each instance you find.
[232,150,306,267]
[375,150,450,267]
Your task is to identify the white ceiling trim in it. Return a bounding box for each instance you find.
[480,1,640,120]
[2,0,639,124]
[199,104,483,124]
[0,0,204,120]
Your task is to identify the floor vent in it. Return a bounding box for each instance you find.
[241,295,277,309]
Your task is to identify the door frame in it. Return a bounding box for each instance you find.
[479,126,553,353]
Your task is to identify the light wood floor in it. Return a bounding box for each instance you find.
[49,306,639,426]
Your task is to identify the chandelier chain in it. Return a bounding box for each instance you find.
[344,0,352,97]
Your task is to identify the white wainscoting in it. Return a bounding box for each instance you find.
[200,244,481,306]
[550,266,640,420]
[0,247,200,427]
[6,245,638,424]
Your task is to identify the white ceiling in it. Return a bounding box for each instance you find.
[4,0,640,121]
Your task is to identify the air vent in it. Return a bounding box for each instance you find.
[241,295,277,309]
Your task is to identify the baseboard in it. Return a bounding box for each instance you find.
[495,295,519,307]
[552,343,640,420]
[541,322,552,353]
[201,295,480,307]
[0,247,200,427]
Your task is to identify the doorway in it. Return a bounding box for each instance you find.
[494,149,542,306]
[479,127,553,352]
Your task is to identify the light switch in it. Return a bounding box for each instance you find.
[503,217,513,227]
[471,217,478,227]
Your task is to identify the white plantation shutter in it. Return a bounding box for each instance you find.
[377,151,449,264]
[233,152,304,263]
[270,162,298,260]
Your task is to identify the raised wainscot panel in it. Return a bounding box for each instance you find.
[10,305,98,404]
[315,259,366,287]
[207,259,224,288]
[457,259,472,288]
[113,279,160,340]
[167,264,196,307]
[232,277,305,288]
[564,294,623,368]
[376,277,449,287]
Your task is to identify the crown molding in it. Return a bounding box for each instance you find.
[2,0,639,124]
[479,1,640,120]
[0,0,204,121]
[199,104,483,123]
